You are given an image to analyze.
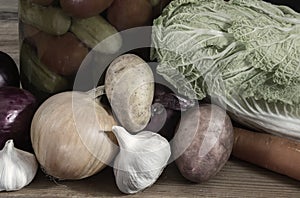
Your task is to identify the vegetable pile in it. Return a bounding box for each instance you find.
[0,51,37,152]
[29,53,177,194]
[1,0,300,195]
[0,51,38,192]
[151,0,300,139]
[19,0,162,102]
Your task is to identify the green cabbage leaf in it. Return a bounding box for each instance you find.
[151,0,300,139]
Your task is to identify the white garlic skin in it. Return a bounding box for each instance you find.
[0,140,38,191]
[112,126,171,194]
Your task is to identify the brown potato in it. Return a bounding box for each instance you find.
[172,104,233,183]
[60,0,114,18]
[31,0,54,6]
[107,0,153,31]
[33,32,89,76]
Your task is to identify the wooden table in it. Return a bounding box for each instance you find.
[0,1,299,197]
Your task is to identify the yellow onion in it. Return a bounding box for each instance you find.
[31,87,118,180]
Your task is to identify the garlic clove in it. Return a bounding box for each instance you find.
[0,140,38,192]
[112,126,171,194]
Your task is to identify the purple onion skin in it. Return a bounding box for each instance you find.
[144,83,194,141]
[145,107,180,141]
[0,51,20,88]
[0,87,37,152]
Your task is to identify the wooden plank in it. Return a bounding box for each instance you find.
[0,0,18,12]
[1,159,300,197]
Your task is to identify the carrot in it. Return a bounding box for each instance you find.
[232,128,300,180]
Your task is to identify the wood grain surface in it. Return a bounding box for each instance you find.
[0,0,299,197]
[0,0,18,62]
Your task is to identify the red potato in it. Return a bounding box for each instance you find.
[232,128,300,180]
[173,104,233,183]
[107,0,153,31]
[60,0,114,18]
[32,32,89,76]
[31,0,54,6]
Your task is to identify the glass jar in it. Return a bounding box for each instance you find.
[19,0,171,103]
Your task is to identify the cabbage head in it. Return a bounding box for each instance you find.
[151,0,300,139]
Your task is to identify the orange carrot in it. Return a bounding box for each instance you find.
[232,128,300,180]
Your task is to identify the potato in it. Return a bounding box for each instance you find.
[107,0,153,31]
[105,54,154,133]
[173,104,233,183]
[60,0,114,18]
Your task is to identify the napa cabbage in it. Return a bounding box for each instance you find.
[151,0,300,139]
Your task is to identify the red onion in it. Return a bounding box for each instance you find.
[0,51,20,88]
[0,87,37,152]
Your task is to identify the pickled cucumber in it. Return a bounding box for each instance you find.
[70,16,122,54]
[20,43,70,94]
[20,0,71,35]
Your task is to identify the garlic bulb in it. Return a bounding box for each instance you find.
[112,126,171,194]
[0,140,38,191]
